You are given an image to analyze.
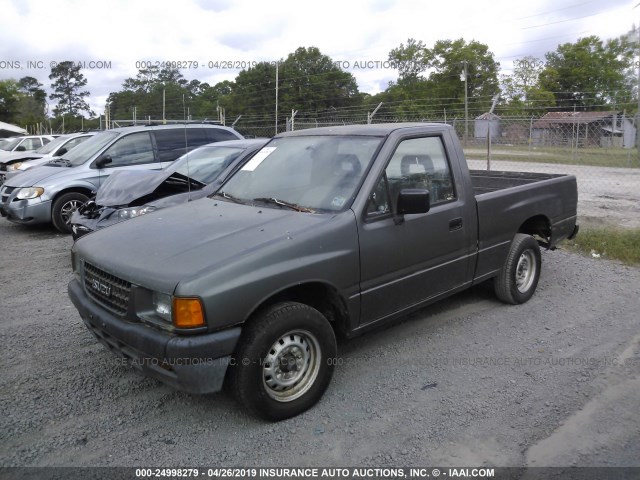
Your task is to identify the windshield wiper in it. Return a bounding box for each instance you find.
[214,191,244,204]
[252,197,315,213]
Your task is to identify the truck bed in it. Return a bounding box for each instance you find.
[469,169,578,283]
[469,169,568,196]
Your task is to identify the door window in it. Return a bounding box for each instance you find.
[207,128,240,142]
[101,132,155,167]
[372,136,456,215]
[154,129,190,162]
[21,138,42,150]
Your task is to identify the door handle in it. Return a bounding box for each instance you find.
[449,217,463,231]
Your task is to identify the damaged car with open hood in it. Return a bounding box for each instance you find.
[70,138,268,240]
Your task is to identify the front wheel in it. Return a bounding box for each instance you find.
[230,302,337,421]
[52,192,89,233]
[494,233,541,304]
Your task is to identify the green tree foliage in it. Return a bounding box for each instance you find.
[0,77,48,129]
[49,61,94,117]
[426,38,500,115]
[382,38,435,117]
[104,47,361,125]
[539,35,634,110]
[16,76,47,125]
[192,80,235,119]
[108,67,228,121]
[377,38,500,119]
[499,57,555,116]
[227,47,361,120]
[0,79,21,123]
[279,47,360,112]
[231,61,278,117]
[388,38,428,84]
[109,67,192,121]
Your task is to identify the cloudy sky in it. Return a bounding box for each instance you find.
[0,0,634,115]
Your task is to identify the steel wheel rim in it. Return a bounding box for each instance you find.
[60,200,83,225]
[262,329,321,402]
[515,250,536,293]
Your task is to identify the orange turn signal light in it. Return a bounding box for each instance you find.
[173,297,205,328]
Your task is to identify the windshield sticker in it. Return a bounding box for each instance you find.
[241,147,277,171]
[331,196,347,209]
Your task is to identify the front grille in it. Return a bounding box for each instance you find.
[1,185,15,204]
[83,262,131,316]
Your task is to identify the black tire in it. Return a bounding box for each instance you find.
[494,233,541,305]
[52,192,89,233]
[230,301,337,421]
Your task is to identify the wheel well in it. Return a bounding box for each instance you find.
[518,215,551,246]
[54,188,93,203]
[251,283,350,336]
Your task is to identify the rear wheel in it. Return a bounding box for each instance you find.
[52,192,89,233]
[494,233,541,304]
[230,302,336,421]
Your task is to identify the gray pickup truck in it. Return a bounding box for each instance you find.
[68,123,578,421]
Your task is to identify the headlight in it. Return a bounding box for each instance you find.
[116,205,157,220]
[138,291,205,330]
[7,162,22,171]
[16,187,44,199]
[152,292,173,323]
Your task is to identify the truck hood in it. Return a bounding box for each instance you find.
[95,169,175,206]
[75,197,341,293]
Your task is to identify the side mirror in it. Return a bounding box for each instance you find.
[397,189,430,215]
[15,145,26,151]
[95,154,112,169]
[56,147,67,156]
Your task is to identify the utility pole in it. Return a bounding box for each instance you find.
[637,23,640,155]
[463,61,469,146]
[162,88,166,124]
[487,94,500,171]
[631,10,640,156]
[275,61,279,135]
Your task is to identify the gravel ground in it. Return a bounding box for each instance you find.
[1,218,639,470]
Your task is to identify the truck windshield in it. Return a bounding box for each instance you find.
[219,136,382,212]
[64,132,119,166]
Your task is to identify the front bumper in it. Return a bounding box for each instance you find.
[68,279,241,394]
[0,185,52,225]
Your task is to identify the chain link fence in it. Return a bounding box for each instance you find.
[263,113,640,228]
[110,112,640,228]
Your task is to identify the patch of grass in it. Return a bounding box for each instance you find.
[464,145,640,168]
[562,227,640,265]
